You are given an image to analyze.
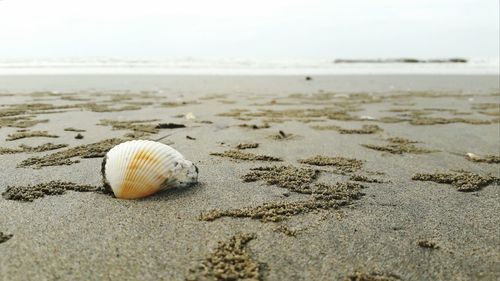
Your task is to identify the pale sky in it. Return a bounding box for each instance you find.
[0,0,498,60]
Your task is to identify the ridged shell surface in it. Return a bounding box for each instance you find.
[103,140,198,199]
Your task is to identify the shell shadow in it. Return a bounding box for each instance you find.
[141,181,205,202]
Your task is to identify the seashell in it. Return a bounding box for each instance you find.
[465,152,481,161]
[185,112,196,120]
[102,140,198,199]
[360,115,376,121]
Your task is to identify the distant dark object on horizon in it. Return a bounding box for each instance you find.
[305,76,312,81]
[334,58,468,64]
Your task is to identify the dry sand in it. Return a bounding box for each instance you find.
[0,75,499,281]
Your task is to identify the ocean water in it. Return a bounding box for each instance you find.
[0,58,498,75]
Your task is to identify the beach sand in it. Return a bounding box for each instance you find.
[0,75,499,281]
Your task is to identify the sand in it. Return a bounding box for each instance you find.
[0,75,499,281]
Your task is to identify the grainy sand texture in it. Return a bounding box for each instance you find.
[0,75,499,281]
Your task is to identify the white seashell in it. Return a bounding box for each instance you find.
[185,112,196,120]
[360,115,376,120]
[466,152,481,161]
[102,140,198,199]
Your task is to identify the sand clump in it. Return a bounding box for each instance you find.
[471,103,500,110]
[0,143,68,155]
[236,143,259,150]
[299,155,363,173]
[64,127,86,132]
[160,100,199,107]
[242,166,319,194]
[362,137,435,154]
[238,123,270,129]
[409,117,495,125]
[312,124,382,134]
[312,182,365,201]
[218,107,360,122]
[217,109,249,117]
[417,239,439,249]
[200,198,348,222]
[2,180,107,202]
[472,103,500,116]
[201,179,365,222]
[344,271,402,281]
[98,119,185,138]
[186,233,262,281]
[0,116,49,129]
[349,175,384,183]
[273,225,299,237]
[0,102,76,118]
[98,119,160,135]
[210,150,282,162]
[18,138,125,168]
[83,103,141,113]
[0,101,142,119]
[376,117,407,123]
[200,164,365,222]
[412,171,499,192]
[6,130,59,141]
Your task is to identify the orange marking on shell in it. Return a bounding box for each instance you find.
[118,149,161,199]
[119,182,158,199]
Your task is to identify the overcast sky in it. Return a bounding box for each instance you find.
[0,0,498,60]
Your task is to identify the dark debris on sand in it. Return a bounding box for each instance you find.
[269,130,296,140]
[0,232,13,244]
[210,150,282,162]
[236,143,259,150]
[155,123,186,129]
[2,180,108,202]
[412,171,500,192]
[18,138,125,168]
[186,233,263,281]
[299,155,363,173]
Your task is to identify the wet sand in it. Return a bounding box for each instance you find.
[0,75,499,281]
